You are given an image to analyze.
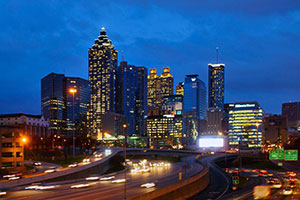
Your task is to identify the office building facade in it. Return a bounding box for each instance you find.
[206,108,223,135]
[282,102,300,132]
[136,67,148,137]
[116,61,138,135]
[88,27,118,139]
[262,115,287,146]
[147,111,183,149]
[41,73,90,137]
[228,101,264,149]
[176,82,184,96]
[147,67,173,109]
[183,75,207,144]
[0,126,24,172]
[208,63,225,109]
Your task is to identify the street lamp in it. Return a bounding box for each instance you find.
[69,88,77,158]
[123,123,127,200]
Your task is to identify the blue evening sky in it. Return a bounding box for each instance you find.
[0,0,300,115]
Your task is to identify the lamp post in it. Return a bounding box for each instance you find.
[69,88,77,158]
[123,124,127,200]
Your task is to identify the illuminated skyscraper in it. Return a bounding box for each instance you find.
[176,82,184,96]
[159,67,173,104]
[183,75,206,144]
[147,69,159,109]
[228,101,264,149]
[208,63,225,109]
[88,27,118,139]
[147,67,173,109]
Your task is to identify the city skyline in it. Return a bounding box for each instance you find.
[1,1,300,115]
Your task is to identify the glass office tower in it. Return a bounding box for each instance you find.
[183,75,206,144]
[41,73,66,135]
[116,61,138,135]
[88,27,118,139]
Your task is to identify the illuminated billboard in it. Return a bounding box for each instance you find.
[199,138,224,148]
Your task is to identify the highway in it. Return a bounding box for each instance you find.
[4,156,204,200]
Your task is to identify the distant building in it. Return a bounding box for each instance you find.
[206,108,223,135]
[262,115,287,146]
[176,82,184,96]
[102,112,127,140]
[162,95,183,115]
[116,61,138,135]
[147,69,160,109]
[88,27,118,139]
[147,110,182,149]
[0,126,24,173]
[282,102,300,132]
[228,101,264,149]
[136,67,148,137]
[41,73,66,135]
[41,73,90,137]
[147,67,173,109]
[208,63,225,109]
[0,113,49,149]
[222,103,235,135]
[183,75,206,144]
[66,77,90,136]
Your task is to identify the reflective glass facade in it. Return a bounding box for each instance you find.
[228,101,264,149]
[41,73,66,135]
[116,61,138,135]
[136,67,148,136]
[88,27,118,139]
[183,75,206,144]
[208,63,225,109]
[41,73,90,136]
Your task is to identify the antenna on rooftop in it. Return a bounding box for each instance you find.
[216,46,219,64]
[121,50,124,62]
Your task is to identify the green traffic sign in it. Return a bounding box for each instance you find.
[232,176,239,185]
[269,149,284,160]
[284,150,298,161]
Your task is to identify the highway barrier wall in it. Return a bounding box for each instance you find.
[128,165,209,200]
[0,150,121,189]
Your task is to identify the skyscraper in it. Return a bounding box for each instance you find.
[147,67,174,109]
[116,61,138,135]
[41,73,90,136]
[159,67,174,104]
[228,101,264,149]
[208,63,225,109]
[183,75,207,144]
[176,82,184,96]
[66,77,90,135]
[41,73,66,135]
[88,27,118,139]
[136,67,148,137]
[147,69,159,109]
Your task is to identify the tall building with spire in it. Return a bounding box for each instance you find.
[208,63,225,109]
[88,27,118,139]
[147,67,173,109]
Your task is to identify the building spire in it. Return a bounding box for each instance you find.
[216,46,219,64]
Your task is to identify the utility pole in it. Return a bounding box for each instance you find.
[123,124,127,200]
